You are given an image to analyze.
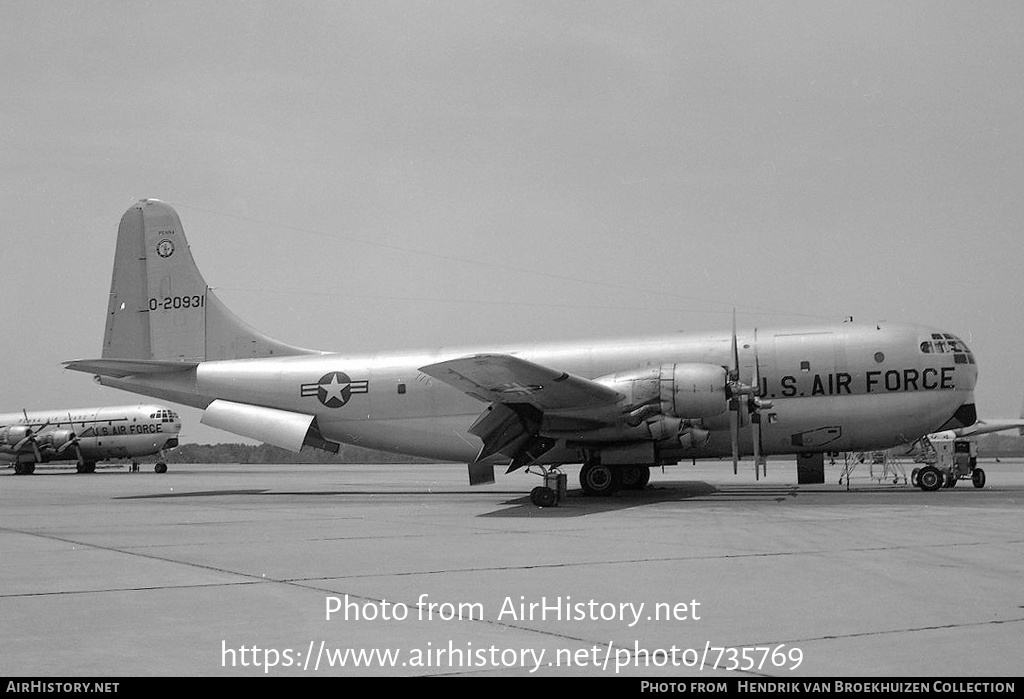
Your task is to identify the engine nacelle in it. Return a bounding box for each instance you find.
[0,425,32,447]
[661,363,729,418]
[597,363,728,419]
[36,429,76,452]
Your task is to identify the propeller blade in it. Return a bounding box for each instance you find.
[730,310,739,382]
[730,407,739,475]
[751,327,763,478]
[57,434,79,455]
[752,414,761,480]
[730,310,740,474]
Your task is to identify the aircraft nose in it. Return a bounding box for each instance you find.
[920,330,977,390]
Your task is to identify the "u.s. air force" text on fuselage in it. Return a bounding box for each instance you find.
[766,366,955,398]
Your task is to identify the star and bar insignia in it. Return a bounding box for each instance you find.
[300,372,369,408]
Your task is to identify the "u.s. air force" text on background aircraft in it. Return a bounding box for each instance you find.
[65,200,980,504]
[1,404,181,474]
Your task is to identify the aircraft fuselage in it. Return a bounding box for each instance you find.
[99,322,976,465]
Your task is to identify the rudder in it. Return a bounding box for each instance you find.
[102,199,316,362]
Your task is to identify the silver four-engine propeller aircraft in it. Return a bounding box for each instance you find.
[65,200,980,504]
[2,404,181,474]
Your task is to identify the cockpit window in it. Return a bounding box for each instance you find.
[921,334,975,364]
[150,410,178,422]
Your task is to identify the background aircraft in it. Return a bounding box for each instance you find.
[895,410,1024,491]
[1,404,181,475]
[65,200,980,503]
[889,394,1024,460]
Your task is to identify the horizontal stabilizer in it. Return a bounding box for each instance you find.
[63,358,199,378]
[420,354,622,410]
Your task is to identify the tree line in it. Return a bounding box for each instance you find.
[162,442,440,464]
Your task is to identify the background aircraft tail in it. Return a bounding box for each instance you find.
[102,199,316,363]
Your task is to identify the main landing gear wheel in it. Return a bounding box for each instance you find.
[972,468,986,489]
[620,465,651,490]
[154,462,168,474]
[14,462,36,475]
[917,466,943,492]
[579,462,622,496]
[76,462,96,474]
[530,486,557,507]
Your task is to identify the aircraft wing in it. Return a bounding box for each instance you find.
[420,353,625,469]
[955,419,1024,438]
[419,354,622,411]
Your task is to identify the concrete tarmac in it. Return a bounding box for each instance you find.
[1,458,1022,677]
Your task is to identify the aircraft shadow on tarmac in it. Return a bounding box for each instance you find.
[112,479,1010,515]
[116,481,799,516]
[482,481,802,518]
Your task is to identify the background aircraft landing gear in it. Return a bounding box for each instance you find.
[14,461,36,475]
[154,462,168,473]
[579,462,622,496]
[76,461,96,474]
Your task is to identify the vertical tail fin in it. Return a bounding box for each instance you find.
[102,199,316,362]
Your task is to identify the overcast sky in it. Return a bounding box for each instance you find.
[3,1,1023,444]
